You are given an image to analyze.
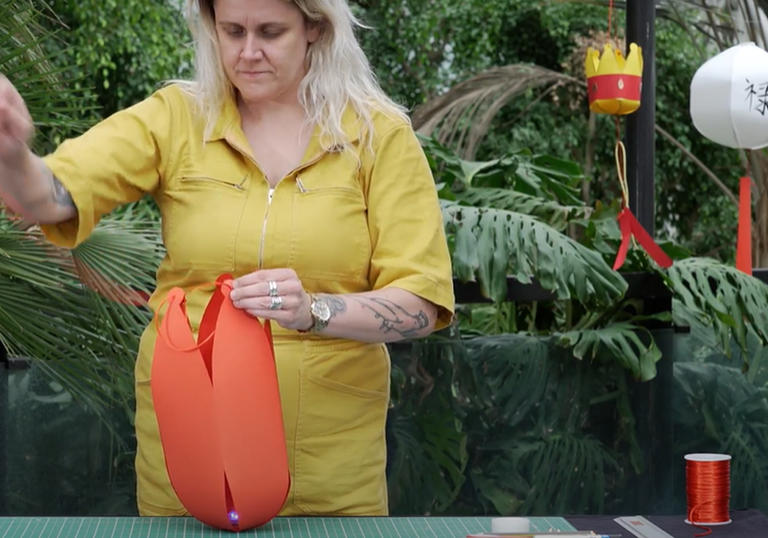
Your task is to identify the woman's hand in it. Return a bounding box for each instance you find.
[230,268,313,331]
[0,75,35,214]
[0,75,33,165]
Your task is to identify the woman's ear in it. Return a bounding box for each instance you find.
[306,21,322,44]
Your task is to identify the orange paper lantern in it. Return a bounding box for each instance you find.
[152,275,289,531]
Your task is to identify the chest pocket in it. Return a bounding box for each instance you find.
[162,172,249,271]
[289,184,371,283]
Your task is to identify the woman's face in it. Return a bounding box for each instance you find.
[213,0,319,105]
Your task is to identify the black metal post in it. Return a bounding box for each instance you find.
[626,0,656,233]
[625,2,677,513]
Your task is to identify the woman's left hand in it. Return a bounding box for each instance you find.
[229,268,312,331]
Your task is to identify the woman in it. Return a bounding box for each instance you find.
[0,0,454,517]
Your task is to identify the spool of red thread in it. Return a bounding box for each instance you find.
[684,453,732,528]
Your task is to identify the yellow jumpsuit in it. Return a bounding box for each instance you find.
[41,85,455,516]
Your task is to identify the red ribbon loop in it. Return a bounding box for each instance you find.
[613,208,673,271]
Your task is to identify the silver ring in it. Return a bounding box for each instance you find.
[269,295,283,310]
[267,280,279,297]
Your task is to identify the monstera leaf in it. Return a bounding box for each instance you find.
[456,188,590,232]
[666,257,768,359]
[443,201,627,305]
[558,322,662,381]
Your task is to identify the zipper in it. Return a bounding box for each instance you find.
[256,153,328,268]
[258,186,276,269]
[180,175,246,190]
[227,131,329,269]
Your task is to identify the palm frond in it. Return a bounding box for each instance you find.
[0,0,94,148]
[413,65,580,159]
[0,214,162,422]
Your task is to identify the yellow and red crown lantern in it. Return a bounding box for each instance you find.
[584,42,673,271]
[585,43,643,116]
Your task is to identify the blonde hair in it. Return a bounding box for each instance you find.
[182,0,408,150]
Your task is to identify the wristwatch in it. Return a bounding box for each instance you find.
[302,294,331,333]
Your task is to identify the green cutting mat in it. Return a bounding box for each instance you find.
[0,516,575,537]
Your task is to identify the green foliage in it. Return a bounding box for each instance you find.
[0,0,95,153]
[425,134,677,382]
[654,18,742,259]
[354,0,604,109]
[672,344,768,511]
[46,0,193,117]
[388,334,633,516]
[6,363,137,515]
[666,257,768,360]
[0,216,162,423]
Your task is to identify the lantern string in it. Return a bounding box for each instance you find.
[614,140,629,209]
[745,149,753,179]
[607,0,614,44]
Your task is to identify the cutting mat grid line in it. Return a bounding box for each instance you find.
[0,516,575,537]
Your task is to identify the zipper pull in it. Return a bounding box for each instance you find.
[296,176,307,193]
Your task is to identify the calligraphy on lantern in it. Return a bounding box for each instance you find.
[745,78,768,115]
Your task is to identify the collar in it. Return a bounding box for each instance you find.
[205,93,363,158]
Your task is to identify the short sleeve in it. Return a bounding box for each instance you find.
[40,87,178,248]
[365,123,455,330]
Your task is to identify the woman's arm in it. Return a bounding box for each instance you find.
[0,75,76,223]
[229,269,438,343]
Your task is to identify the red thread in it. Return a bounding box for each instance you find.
[685,454,732,537]
[607,0,614,43]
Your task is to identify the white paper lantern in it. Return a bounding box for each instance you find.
[690,42,768,149]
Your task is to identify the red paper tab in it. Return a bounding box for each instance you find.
[736,176,752,275]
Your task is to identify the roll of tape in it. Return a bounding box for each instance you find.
[491,517,530,533]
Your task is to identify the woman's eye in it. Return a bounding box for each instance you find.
[222,26,244,37]
[261,26,284,38]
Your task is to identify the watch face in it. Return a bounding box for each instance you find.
[311,298,332,322]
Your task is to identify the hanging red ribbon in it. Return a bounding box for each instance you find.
[736,176,752,275]
[613,207,673,270]
[611,140,673,271]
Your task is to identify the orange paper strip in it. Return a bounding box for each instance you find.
[152,277,289,531]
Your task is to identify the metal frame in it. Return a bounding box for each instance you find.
[626,0,657,234]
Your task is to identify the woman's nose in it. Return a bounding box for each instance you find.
[241,34,264,60]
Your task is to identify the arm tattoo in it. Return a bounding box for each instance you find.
[42,161,74,209]
[51,175,74,208]
[351,297,429,339]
